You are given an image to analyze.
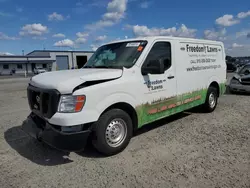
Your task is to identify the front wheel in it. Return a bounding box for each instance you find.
[202,86,218,112]
[92,109,133,156]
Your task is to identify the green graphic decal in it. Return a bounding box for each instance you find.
[136,82,226,128]
[219,82,227,96]
[136,88,207,128]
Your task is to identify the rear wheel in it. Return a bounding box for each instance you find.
[92,109,133,156]
[202,86,218,112]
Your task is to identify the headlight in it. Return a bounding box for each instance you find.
[230,78,240,84]
[58,95,86,113]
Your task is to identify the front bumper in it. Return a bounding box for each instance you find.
[229,83,250,93]
[21,113,92,152]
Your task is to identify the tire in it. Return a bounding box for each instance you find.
[228,87,236,94]
[202,86,218,113]
[91,109,133,156]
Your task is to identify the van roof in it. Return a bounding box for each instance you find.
[106,36,224,45]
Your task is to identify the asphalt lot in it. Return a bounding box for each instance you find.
[0,73,249,188]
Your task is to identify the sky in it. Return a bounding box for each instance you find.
[0,0,250,57]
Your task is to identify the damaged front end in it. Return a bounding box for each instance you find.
[229,74,250,93]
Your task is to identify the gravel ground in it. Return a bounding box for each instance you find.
[0,74,249,188]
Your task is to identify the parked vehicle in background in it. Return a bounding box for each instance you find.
[22,36,227,156]
[226,62,237,72]
[34,67,47,74]
[228,63,250,93]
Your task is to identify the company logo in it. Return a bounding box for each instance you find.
[144,79,166,91]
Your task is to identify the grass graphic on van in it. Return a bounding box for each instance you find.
[136,88,208,127]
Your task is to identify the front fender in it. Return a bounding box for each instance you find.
[96,92,137,116]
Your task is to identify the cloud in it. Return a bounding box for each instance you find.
[90,0,109,8]
[85,0,128,30]
[236,30,250,38]
[102,12,125,22]
[73,0,108,15]
[72,2,89,15]
[16,7,23,13]
[226,44,250,56]
[247,33,250,38]
[204,28,226,40]
[48,12,65,21]
[75,32,89,44]
[75,37,87,44]
[76,2,83,6]
[107,0,127,12]
[0,32,19,40]
[75,32,89,45]
[95,35,107,42]
[54,39,74,47]
[232,43,244,48]
[215,14,240,27]
[76,32,89,38]
[53,33,65,38]
[237,10,250,19]
[0,11,13,17]
[90,44,99,51]
[130,24,197,38]
[0,52,14,55]
[19,23,48,36]
[32,36,47,40]
[139,1,151,9]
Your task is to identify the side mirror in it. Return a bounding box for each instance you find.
[141,59,165,75]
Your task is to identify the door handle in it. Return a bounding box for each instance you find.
[168,76,174,79]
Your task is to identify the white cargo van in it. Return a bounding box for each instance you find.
[22,36,227,155]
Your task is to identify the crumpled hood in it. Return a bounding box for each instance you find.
[233,73,250,81]
[30,68,123,94]
[233,73,241,80]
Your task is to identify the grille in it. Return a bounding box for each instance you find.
[27,85,61,119]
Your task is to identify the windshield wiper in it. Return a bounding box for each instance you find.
[94,65,122,69]
[83,65,94,68]
[83,65,123,69]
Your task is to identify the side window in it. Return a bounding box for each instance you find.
[143,42,171,71]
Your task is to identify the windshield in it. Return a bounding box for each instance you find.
[84,40,148,69]
[238,64,250,75]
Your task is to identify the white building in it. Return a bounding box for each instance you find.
[0,50,94,75]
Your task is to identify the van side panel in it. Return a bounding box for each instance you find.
[134,39,227,128]
[175,40,226,106]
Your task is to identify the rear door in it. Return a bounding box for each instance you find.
[136,39,177,127]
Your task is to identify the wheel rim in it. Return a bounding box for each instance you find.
[209,92,216,108]
[105,118,127,147]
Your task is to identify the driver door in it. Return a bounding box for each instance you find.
[136,40,177,127]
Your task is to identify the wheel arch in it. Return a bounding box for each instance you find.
[100,102,138,132]
[207,76,221,97]
[209,81,220,97]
